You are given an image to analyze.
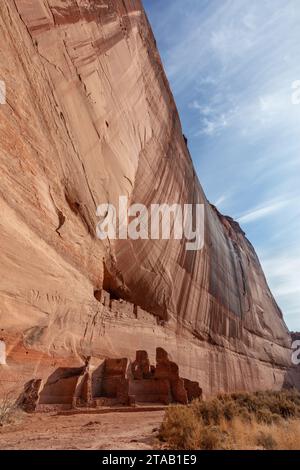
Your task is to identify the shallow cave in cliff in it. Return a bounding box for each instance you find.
[64,189,81,215]
[93,290,102,302]
[102,263,130,303]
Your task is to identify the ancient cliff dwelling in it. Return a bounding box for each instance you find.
[21,346,202,411]
[0,0,299,418]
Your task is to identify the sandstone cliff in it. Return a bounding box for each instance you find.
[0,0,293,398]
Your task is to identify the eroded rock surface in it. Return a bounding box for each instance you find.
[0,0,294,398]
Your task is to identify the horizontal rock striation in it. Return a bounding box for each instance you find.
[0,0,294,398]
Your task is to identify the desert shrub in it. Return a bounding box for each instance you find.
[256,431,277,450]
[0,392,18,426]
[286,389,300,406]
[199,425,224,450]
[232,393,261,414]
[269,399,297,419]
[159,390,300,450]
[222,400,240,421]
[255,407,281,425]
[159,405,201,450]
[230,390,300,421]
[159,405,227,450]
[238,408,252,423]
[192,398,223,425]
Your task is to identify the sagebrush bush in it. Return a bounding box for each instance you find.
[159,389,300,450]
[199,425,224,450]
[158,405,202,450]
[192,398,223,425]
[256,431,277,450]
[0,393,18,426]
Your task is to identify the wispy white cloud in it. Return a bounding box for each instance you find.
[189,101,212,115]
[237,199,290,224]
[190,87,300,137]
[242,13,257,31]
[261,254,300,326]
[210,25,256,63]
[198,115,229,136]
[214,194,228,208]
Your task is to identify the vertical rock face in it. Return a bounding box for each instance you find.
[0,0,293,397]
[285,333,300,389]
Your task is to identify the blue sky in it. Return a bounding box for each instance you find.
[143,0,300,331]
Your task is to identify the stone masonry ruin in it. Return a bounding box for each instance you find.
[21,347,202,412]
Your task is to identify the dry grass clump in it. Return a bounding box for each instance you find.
[159,406,202,450]
[192,390,300,425]
[0,386,23,427]
[0,393,18,426]
[159,389,300,450]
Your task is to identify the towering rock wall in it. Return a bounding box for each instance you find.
[0,0,293,397]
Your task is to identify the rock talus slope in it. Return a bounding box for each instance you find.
[0,0,294,397]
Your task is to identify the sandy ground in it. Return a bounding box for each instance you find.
[0,410,165,450]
